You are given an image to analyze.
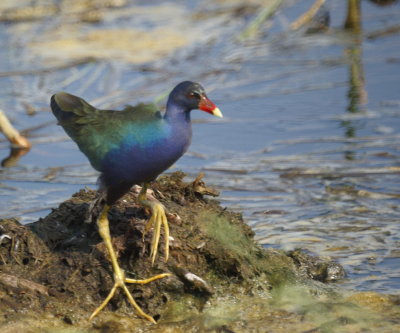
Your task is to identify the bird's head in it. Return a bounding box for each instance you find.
[168,81,222,118]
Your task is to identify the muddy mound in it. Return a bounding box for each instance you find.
[0,172,347,332]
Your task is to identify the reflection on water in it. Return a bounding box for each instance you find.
[1,147,30,167]
[342,0,367,161]
[1,0,400,297]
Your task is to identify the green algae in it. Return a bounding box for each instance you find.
[200,212,255,259]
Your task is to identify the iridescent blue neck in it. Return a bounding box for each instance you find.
[163,99,193,159]
[164,100,191,123]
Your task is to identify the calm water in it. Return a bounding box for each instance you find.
[1,0,399,295]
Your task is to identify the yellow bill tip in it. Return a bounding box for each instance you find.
[211,107,223,118]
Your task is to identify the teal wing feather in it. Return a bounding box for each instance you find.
[51,92,162,171]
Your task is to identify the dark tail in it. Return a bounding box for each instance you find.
[50,92,98,147]
[51,93,74,123]
[51,92,95,122]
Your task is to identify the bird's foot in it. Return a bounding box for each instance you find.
[137,183,170,265]
[89,268,170,323]
[142,201,169,266]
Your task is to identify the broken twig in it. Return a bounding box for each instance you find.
[0,110,31,149]
[0,273,49,296]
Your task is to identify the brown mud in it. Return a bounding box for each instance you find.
[0,172,399,333]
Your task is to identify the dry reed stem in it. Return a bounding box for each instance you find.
[0,110,31,148]
[290,0,326,31]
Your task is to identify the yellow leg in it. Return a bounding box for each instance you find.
[89,205,170,323]
[139,184,170,266]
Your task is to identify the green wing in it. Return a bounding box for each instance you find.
[51,92,162,170]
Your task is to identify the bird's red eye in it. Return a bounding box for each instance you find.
[188,92,200,99]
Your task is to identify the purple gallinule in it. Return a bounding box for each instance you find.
[50,81,222,322]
